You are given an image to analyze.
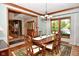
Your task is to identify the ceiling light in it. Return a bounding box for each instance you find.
[41,0,52,20]
[45,14,48,17]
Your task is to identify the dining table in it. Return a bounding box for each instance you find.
[33,34,54,48]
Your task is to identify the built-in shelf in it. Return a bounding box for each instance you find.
[9,39,24,45]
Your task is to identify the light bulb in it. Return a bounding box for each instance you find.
[40,16,45,18]
[45,14,48,17]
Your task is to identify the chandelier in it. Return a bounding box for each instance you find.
[44,1,48,18]
[41,1,52,20]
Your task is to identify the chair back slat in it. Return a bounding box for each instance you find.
[24,35,33,56]
[52,33,61,54]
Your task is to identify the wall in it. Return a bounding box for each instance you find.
[22,17,37,36]
[38,16,51,36]
[4,4,52,38]
[74,13,79,45]
[0,4,40,44]
[8,12,38,36]
[8,11,52,37]
[0,4,8,43]
[50,8,79,46]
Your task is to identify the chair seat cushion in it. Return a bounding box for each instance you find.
[46,44,53,49]
[33,48,42,53]
[32,45,39,49]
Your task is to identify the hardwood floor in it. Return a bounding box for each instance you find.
[70,45,79,56]
[61,41,79,56]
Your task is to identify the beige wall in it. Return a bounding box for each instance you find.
[0,4,8,43]
[50,8,79,46]
[8,12,38,36]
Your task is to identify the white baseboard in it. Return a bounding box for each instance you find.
[69,42,79,46]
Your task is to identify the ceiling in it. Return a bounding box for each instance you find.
[15,3,79,14]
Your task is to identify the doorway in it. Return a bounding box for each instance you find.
[51,17,71,43]
[27,21,35,37]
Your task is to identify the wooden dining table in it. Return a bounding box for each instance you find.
[33,34,54,48]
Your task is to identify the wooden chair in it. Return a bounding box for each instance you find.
[42,33,61,55]
[10,35,41,56]
[53,33,61,54]
[11,52,16,56]
[24,35,41,56]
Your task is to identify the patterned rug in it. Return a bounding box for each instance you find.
[13,43,72,56]
[37,43,72,56]
[60,44,72,56]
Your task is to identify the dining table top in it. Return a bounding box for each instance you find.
[32,34,54,48]
[33,34,54,40]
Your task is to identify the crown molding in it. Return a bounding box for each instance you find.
[4,3,44,16]
[48,6,79,15]
[8,8,38,17]
[4,3,79,15]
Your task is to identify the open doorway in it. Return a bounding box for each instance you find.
[51,17,71,43]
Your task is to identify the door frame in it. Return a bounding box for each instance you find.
[50,16,71,38]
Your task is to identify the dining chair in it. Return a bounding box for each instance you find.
[10,35,41,56]
[42,33,61,55]
[24,35,42,56]
[53,33,61,54]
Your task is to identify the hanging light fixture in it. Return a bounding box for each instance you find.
[44,0,48,18]
[41,0,52,20]
[41,1,48,19]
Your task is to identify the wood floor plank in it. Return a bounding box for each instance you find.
[70,45,79,56]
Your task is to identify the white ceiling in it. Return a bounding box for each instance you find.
[15,3,79,14]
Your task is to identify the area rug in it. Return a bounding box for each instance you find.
[37,43,72,56]
[60,44,72,56]
[12,43,72,56]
